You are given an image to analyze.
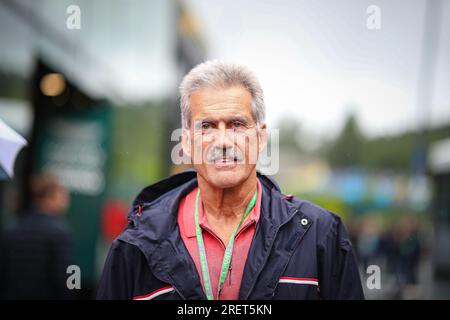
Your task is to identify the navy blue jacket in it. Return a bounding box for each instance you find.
[97,171,364,300]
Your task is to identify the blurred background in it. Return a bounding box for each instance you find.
[0,0,449,299]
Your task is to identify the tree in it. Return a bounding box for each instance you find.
[328,113,365,167]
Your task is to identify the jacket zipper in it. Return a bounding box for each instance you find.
[244,209,299,299]
[172,284,186,300]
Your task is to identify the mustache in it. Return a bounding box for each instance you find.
[205,147,244,163]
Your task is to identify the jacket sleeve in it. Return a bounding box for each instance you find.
[317,213,365,300]
[96,240,140,300]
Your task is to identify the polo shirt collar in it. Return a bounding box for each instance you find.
[183,178,263,238]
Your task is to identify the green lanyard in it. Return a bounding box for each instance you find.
[195,188,258,300]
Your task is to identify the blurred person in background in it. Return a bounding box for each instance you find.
[357,214,384,270]
[392,215,421,299]
[358,214,423,299]
[0,173,73,299]
[97,60,364,300]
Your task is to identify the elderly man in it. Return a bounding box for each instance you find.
[97,60,364,300]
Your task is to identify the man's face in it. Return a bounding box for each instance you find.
[182,85,266,189]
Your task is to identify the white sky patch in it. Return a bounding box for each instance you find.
[188,0,450,139]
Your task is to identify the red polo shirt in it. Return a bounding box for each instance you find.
[177,179,262,300]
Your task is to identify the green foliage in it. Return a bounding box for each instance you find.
[278,116,303,154]
[0,70,28,100]
[324,113,450,171]
[327,113,364,167]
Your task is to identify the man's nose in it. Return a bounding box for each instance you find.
[216,122,234,147]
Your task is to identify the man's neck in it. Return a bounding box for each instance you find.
[197,172,258,224]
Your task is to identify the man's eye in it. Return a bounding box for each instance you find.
[233,121,244,128]
[202,122,212,130]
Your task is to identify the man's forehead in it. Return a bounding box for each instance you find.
[190,86,252,114]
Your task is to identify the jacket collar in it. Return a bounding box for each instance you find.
[118,169,301,299]
[123,169,291,243]
[181,179,263,238]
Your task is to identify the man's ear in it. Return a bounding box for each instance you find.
[258,123,267,153]
[181,128,191,158]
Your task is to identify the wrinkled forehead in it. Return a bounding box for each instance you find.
[189,86,254,121]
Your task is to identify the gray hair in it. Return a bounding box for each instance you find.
[179,60,265,129]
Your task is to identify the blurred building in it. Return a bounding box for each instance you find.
[428,138,450,298]
[0,0,205,298]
